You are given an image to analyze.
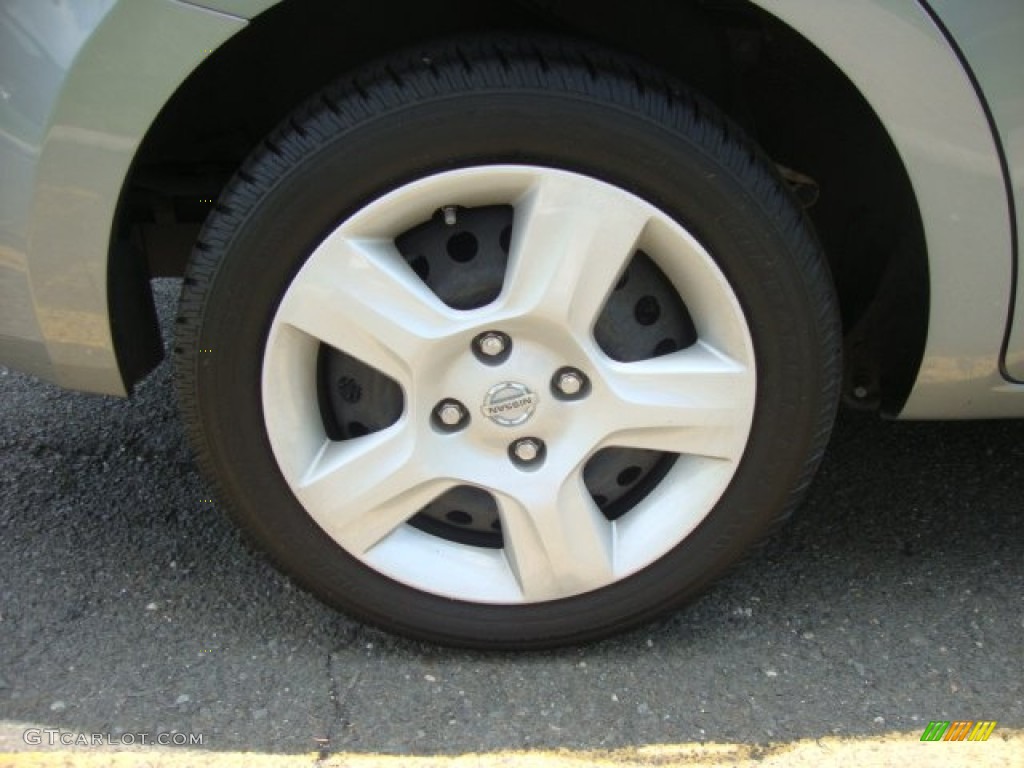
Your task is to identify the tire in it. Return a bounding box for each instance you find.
[175,37,840,649]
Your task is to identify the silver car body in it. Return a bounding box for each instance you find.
[1,0,1022,417]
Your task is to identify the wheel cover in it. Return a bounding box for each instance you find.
[261,166,756,604]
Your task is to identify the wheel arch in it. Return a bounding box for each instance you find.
[1,0,249,395]
[746,0,1015,417]
[115,0,1003,416]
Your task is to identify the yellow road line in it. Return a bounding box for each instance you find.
[2,731,1023,768]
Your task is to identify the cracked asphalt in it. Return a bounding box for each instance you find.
[1,278,1023,758]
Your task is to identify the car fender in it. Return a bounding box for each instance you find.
[750,0,1022,416]
[0,0,247,394]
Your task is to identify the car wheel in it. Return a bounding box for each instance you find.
[175,38,840,648]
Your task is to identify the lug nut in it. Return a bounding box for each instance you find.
[511,437,543,464]
[477,332,507,358]
[435,400,467,429]
[557,372,583,396]
[553,367,589,399]
[439,404,463,425]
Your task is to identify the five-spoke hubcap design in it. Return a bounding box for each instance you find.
[261,166,756,604]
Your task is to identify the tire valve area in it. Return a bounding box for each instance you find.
[396,204,513,310]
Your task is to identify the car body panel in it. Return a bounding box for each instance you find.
[1,0,1023,415]
[179,0,278,18]
[0,0,245,394]
[750,0,1024,417]
[926,0,1024,382]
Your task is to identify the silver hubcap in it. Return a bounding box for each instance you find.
[261,166,756,604]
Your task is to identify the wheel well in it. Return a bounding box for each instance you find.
[116,0,927,414]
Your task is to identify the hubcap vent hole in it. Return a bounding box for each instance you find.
[318,347,402,441]
[584,447,677,521]
[396,205,512,310]
[409,486,503,548]
[596,250,696,362]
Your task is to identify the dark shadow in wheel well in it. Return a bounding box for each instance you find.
[115,0,927,415]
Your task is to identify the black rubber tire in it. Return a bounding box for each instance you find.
[175,36,841,649]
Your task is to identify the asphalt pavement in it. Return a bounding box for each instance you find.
[1,278,1022,763]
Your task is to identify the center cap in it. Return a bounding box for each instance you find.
[481,381,539,426]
